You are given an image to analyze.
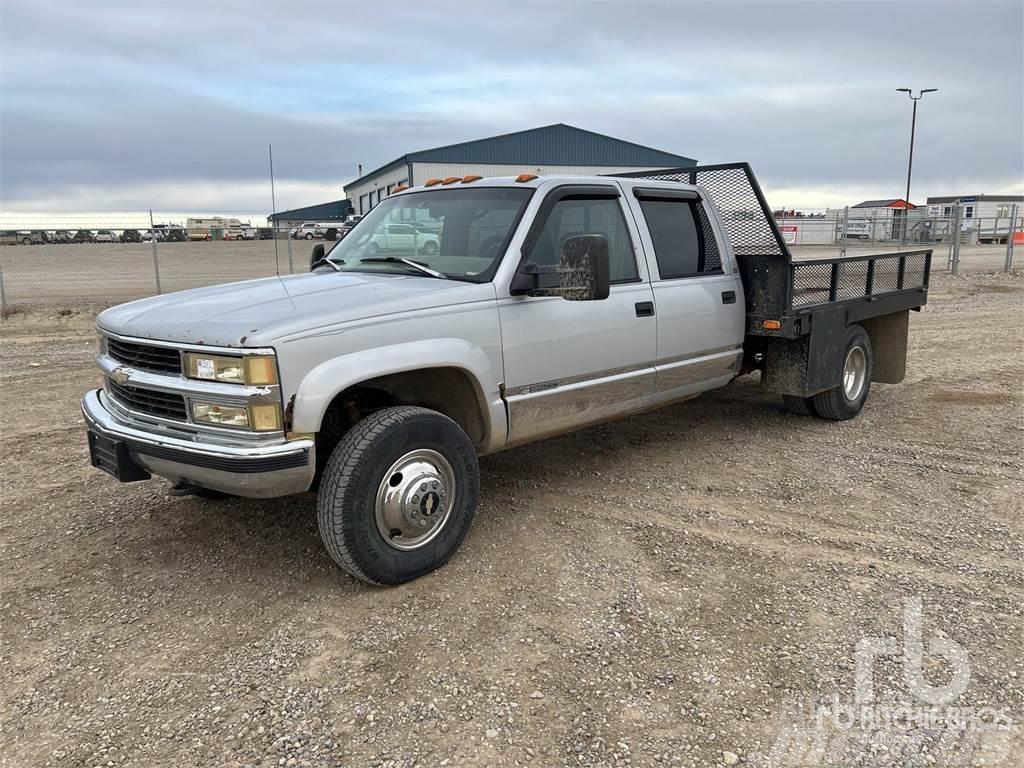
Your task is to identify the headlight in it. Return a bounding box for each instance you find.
[191,401,282,431]
[184,353,278,385]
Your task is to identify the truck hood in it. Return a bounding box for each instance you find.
[96,272,493,348]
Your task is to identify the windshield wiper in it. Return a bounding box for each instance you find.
[357,257,448,279]
[311,257,343,271]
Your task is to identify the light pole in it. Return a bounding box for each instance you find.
[896,87,938,209]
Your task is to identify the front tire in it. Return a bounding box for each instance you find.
[317,406,479,585]
[811,324,873,420]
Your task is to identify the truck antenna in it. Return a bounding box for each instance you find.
[269,144,280,276]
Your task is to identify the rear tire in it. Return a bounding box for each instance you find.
[783,394,817,417]
[811,324,873,421]
[317,406,479,585]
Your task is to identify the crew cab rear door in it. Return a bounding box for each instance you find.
[624,187,745,395]
[499,184,657,445]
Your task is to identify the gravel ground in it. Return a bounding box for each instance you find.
[1,270,1022,767]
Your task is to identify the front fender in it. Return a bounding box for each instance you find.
[290,338,507,452]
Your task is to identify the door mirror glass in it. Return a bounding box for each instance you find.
[558,234,610,301]
[309,243,325,270]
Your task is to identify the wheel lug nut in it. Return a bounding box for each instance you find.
[420,483,428,492]
[418,519,427,527]
[412,495,419,503]
[431,481,439,489]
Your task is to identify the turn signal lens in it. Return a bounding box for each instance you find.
[461,175,482,183]
[392,185,409,192]
[244,356,278,386]
[762,320,782,330]
[248,404,283,432]
[515,173,538,183]
[442,176,461,184]
[424,178,443,187]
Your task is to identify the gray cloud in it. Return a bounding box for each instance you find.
[1,0,1021,210]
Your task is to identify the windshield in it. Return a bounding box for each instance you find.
[326,187,532,282]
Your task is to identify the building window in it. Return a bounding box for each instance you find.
[964,206,974,219]
[359,194,368,214]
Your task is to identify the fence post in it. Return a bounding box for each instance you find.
[1006,204,1018,273]
[841,206,849,256]
[286,233,294,274]
[950,204,961,275]
[149,209,162,294]
[0,259,7,316]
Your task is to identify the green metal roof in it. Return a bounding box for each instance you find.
[346,124,695,189]
[267,199,353,223]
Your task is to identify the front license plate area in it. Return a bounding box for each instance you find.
[87,431,151,482]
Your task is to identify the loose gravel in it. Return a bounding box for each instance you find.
[1,270,1021,767]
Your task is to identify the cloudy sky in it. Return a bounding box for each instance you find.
[1,0,1021,212]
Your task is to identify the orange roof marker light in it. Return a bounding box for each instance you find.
[424,178,443,187]
[515,173,539,183]
[461,175,482,183]
[392,184,409,193]
[442,176,461,185]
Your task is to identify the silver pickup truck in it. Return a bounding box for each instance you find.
[83,164,932,585]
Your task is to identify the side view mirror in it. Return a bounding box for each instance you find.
[309,243,325,270]
[557,234,610,301]
[509,234,611,300]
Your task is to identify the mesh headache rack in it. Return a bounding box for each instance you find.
[613,163,931,337]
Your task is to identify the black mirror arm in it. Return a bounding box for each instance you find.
[509,261,559,295]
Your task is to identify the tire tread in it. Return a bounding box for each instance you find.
[317,406,473,585]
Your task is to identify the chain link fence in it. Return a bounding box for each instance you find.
[0,206,1019,314]
[0,221,338,313]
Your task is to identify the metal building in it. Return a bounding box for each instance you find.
[267,199,354,228]
[343,123,696,216]
[926,194,1023,243]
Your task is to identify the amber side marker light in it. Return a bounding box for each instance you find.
[442,176,461,185]
[515,173,539,183]
[461,175,482,183]
[392,184,409,193]
[763,320,782,330]
[424,178,443,187]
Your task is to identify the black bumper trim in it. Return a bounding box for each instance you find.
[122,437,310,474]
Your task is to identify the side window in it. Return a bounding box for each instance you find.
[530,197,638,284]
[638,198,722,279]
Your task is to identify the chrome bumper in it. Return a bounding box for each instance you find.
[82,389,315,498]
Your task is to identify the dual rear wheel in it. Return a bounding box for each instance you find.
[783,324,873,420]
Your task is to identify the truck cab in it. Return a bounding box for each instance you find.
[83,166,930,585]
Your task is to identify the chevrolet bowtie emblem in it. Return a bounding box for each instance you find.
[111,366,131,386]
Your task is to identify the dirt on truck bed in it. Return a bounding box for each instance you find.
[1,271,1022,768]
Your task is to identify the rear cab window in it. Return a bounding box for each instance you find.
[635,192,723,279]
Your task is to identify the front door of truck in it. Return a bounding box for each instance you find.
[499,186,657,445]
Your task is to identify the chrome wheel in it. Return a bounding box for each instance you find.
[375,448,456,551]
[843,345,867,402]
